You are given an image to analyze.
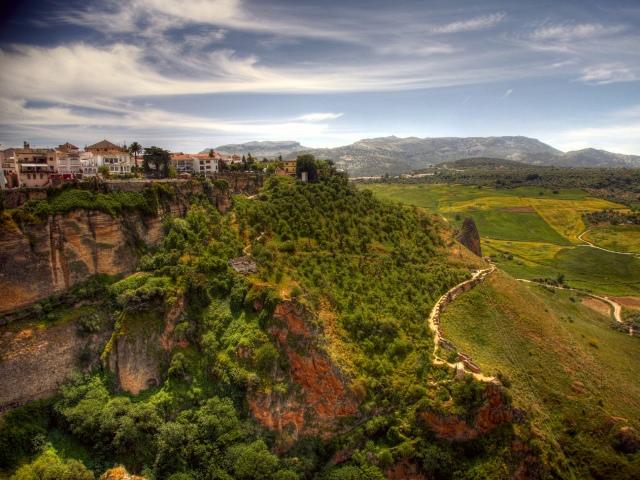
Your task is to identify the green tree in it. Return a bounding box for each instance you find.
[143,146,171,178]
[11,445,93,480]
[97,165,110,179]
[296,154,318,182]
[128,142,142,168]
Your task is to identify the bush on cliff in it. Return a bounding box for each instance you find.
[10,444,94,480]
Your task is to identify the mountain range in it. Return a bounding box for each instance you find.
[204,136,640,176]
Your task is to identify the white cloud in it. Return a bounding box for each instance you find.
[430,13,506,34]
[297,113,343,122]
[531,22,625,41]
[579,64,637,84]
[500,88,513,99]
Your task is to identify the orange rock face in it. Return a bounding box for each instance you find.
[248,301,359,447]
[386,459,429,480]
[0,181,232,316]
[421,383,513,441]
[100,466,146,480]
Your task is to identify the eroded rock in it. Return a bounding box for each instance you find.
[456,217,482,257]
[248,301,359,448]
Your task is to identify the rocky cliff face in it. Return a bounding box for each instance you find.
[0,181,230,315]
[0,308,110,410]
[420,383,513,441]
[248,301,359,448]
[456,217,482,257]
[107,297,187,395]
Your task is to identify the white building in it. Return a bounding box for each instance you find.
[55,143,83,175]
[171,153,219,177]
[84,139,132,176]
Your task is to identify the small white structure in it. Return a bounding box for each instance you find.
[55,143,83,175]
[84,140,132,176]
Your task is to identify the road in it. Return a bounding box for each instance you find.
[515,278,632,335]
[577,229,640,257]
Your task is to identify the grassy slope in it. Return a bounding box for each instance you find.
[439,271,640,425]
[363,183,638,296]
[583,225,640,254]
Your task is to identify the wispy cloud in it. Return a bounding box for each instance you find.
[531,22,625,41]
[297,113,343,122]
[500,88,513,99]
[579,64,637,84]
[430,13,506,34]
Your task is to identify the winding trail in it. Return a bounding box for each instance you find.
[515,278,633,336]
[577,229,640,257]
[428,265,497,382]
[243,231,265,256]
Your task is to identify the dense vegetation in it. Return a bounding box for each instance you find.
[380,158,640,208]
[0,170,528,479]
[364,182,640,296]
[2,182,177,226]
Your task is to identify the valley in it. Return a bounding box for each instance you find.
[363,183,640,297]
[1,166,638,479]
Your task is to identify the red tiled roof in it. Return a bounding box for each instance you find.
[86,139,123,150]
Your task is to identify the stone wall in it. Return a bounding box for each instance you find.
[429,267,495,377]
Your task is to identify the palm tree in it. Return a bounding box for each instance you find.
[129,142,142,168]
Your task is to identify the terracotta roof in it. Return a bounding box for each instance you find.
[58,142,79,151]
[86,139,123,150]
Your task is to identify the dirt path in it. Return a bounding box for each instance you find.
[577,229,640,257]
[515,278,632,335]
[428,266,497,382]
[243,231,265,256]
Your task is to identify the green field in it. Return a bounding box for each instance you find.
[439,272,640,477]
[363,183,638,296]
[583,225,640,254]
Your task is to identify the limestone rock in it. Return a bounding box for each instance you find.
[248,301,359,449]
[456,217,482,257]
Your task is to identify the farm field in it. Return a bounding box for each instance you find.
[438,272,640,477]
[582,225,640,254]
[363,183,639,296]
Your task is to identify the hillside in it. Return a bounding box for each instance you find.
[0,171,544,479]
[205,140,309,158]
[297,136,563,176]
[439,272,640,478]
[202,137,640,176]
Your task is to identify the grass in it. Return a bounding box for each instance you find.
[364,183,637,297]
[439,271,640,441]
[485,239,640,296]
[583,225,640,254]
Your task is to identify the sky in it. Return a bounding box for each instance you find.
[0,0,639,153]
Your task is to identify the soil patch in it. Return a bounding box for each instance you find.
[581,297,611,317]
[611,297,640,310]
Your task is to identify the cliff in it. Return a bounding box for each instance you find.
[420,383,513,441]
[0,181,230,315]
[456,217,482,257]
[248,301,359,448]
[0,306,110,410]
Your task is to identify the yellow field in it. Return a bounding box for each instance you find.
[583,225,640,253]
[364,183,640,296]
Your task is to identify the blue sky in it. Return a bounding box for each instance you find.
[0,0,639,153]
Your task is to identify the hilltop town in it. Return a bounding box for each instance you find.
[0,140,300,190]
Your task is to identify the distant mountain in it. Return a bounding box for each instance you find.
[289,136,564,176]
[204,141,309,158]
[206,137,640,176]
[557,148,640,168]
[292,137,640,176]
